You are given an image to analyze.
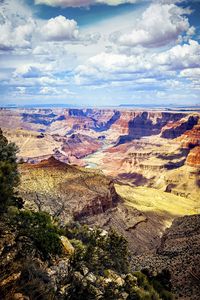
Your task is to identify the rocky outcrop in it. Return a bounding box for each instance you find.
[53,133,102,159]
[177,121,200,167]
[178,123,200,149]
[117,111,187,144]
[0,215,73,300]
[157,214,200,299]
[131,214,200,300]
[161,115,199,139]
[186,146,200,167]
[2,108,200,199]
[18,157,120,224]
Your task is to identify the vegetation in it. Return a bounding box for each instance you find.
[66,223,129,274]
[0,128,22,211]
[64,223,173,299]
[0,130,173,299]
[12,210,63,259]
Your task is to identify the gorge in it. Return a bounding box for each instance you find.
[0,107,200,299]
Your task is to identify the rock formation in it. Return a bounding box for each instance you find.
[1,107,199,204]
[131,214,200,299]
[18,157,119,224]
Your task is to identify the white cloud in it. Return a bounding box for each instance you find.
[180,67,200,89]
[39,15,100,44]
[40,86,59,94]
[35,0,140,8]
[0,18,35,50]
[75,40,200,85]
[39,86,72,95]
[180,68,200,79]
[13,63,54,78]
[13,65,42,78]
[0,0,35,51]
[40,15,79,41]
[16,87,26,94]
[155,39,200,69]
[110,3,193,48]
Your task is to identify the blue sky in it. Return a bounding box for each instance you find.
[0,0,200,107]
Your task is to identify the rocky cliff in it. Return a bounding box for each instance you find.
[131,214,200,300]
[18,157,119,224]
[116,111,189,144]
[1,108,200,199]
[161,115,199,139]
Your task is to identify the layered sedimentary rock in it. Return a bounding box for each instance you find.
[186,146,200,166]
[132,214,200,299]
[116,111,189,144]
[1,108,200,198]
[161,115,199,139]
[157,214,200,298]
[53,133,102,159]
[178,123,200,148]
[19,157,119,224]
[18,156,199,257]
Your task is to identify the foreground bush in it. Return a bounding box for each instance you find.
[13,210,63,259]
[0,128,21,211]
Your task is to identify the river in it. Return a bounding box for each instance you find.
[83,143,113,169]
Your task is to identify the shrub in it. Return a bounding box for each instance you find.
[0,129,21,211]
[13,210,63,259]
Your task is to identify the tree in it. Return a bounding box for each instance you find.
[0,128,20,211]
[14,210,63,258]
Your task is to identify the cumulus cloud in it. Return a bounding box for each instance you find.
[0,3,98,52]
[39,15,100,44]
[180,68,200,79]
[75,40,200,85]
[40,15,79,41]
[40,86,72,95]
[13,65,42,78]
[155,39,200,69]
[0,0,36,51]
[180,68,200,89]
[0,17,35,50]
[13,63,54,79]
[40,86,59,94]
[110,3,194,48]
[35,0,140,8]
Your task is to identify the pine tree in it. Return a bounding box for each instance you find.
[0,128,20,211]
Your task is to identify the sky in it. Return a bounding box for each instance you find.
[0,0,200,107]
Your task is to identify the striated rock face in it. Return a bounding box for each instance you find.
[178,123,200,148]
[131,214,200,300]
[186,146,200,167]
[1,108,200,198]
[53,133,102,159]
[158,214,200,256]
[158,214,200,299]
[161,115,199,139]
[117,111,187,144]
[18,157,119,224]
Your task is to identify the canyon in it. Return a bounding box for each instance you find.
[0,107,200,298]
[1,108,199,201]
[1,107,199,240]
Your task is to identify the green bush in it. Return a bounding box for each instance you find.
[66,223,129,275]
[13,210,63,259]
[0,129,21,211]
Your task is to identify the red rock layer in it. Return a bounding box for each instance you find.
[178,124,200,148]
[186,146,200,167]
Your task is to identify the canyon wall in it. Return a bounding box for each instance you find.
[1,108,199,198]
